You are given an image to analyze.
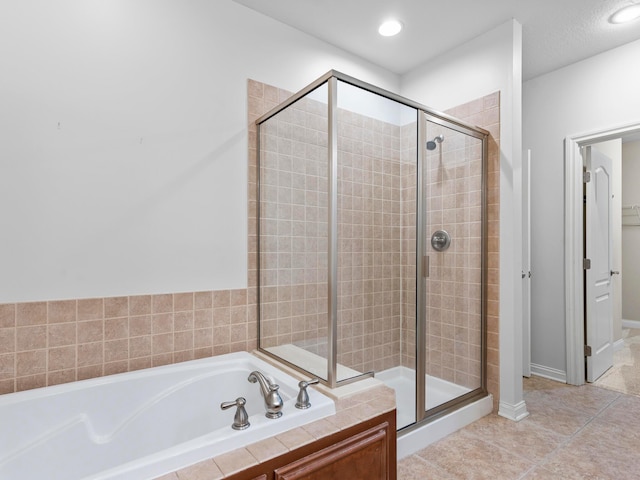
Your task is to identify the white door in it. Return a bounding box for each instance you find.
[585,145,614,382]
[522,149,531,377]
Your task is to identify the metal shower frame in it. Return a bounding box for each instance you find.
[255,70,489,427]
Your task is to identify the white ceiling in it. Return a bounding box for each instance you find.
[233,0,640,80]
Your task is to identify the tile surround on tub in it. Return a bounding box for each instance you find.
[0,291,257,394]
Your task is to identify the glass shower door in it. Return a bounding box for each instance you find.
[418,115,486,419]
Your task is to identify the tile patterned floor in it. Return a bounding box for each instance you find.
[398,376,640,479]
[594,328,640,397]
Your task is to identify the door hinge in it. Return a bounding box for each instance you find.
[423,255,430,278]
[583,258,591,270]
[583,171,591,183]
[584,345,592,357]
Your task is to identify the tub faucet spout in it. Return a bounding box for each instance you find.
[248,371,283,418]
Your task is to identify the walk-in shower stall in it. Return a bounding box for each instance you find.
[255,70,488,432]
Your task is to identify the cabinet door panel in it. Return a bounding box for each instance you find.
[275,423,389,480]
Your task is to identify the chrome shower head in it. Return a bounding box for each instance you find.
[426,134,444,151]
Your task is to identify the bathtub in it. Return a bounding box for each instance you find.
[0,351,335,480]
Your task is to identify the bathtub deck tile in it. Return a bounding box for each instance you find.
[364,385,397,413]
[175,459,224,480]
[275,425,316,450]
[343,401,379,421]
[154,473,179,480]
[246,437,288,463]
[324,406,365,430]
[301,418,340,440]
[213,448,259,477]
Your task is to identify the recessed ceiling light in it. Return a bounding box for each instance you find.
[609,4,640,24]
[378,19,403,37]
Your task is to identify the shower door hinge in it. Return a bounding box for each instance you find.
[423,255,430,278]
[583,171,591,183]
[584,345,592,357]
[583,258,591,270]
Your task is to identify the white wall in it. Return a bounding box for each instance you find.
[622,141,640,322]
[402,20,526,418]
[0,0,399,303]
[524,39,640,377]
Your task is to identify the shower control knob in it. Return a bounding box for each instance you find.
[431,229,451,252]
[295,378,320,409]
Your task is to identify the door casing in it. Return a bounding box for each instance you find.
[565,123,640,385]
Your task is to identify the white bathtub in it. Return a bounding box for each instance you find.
[0,352,335,480]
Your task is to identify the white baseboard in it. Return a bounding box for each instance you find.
[498,400,529,422]
[622,319,640,330]
[614,338,625,352]
[530,364,567,383]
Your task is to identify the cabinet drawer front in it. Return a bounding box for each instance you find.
[275,422,389,480]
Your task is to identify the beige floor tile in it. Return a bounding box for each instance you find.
[397,455,455,479]
[523,401,594,436]
[523,375,567,392]
[395,349,640,480]
[593,328,640,397]
[542,441,640,480]
[590,390,640,430]
[462,413,567,462]
[520,465,564,479]
[524,380,619,416]
[415,429,535,479]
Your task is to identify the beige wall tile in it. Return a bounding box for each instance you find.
[48,300,76,323]
[0,304,16,328]
[77,298,104,320]
[129,295,152,316]
[105,297,128,318]
[17,302,47,326]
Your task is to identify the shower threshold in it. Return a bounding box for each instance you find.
[377,366,492,459]
[376,366,472,429]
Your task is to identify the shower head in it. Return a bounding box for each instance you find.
[426,134,444,151]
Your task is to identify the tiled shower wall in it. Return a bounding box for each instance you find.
[335,108,405,373]
[256,85,408,374]
[257,93,330,356]
[423,124,484,390]
[400,122,418,369]
[445,94,500,402]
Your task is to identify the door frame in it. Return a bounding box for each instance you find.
[522,149,531,377]
[565,122,640,385]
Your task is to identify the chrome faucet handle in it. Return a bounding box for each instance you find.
[221,397,250,430]
[295,378,320,409]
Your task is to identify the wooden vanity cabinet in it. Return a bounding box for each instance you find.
[229,410,396,480]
